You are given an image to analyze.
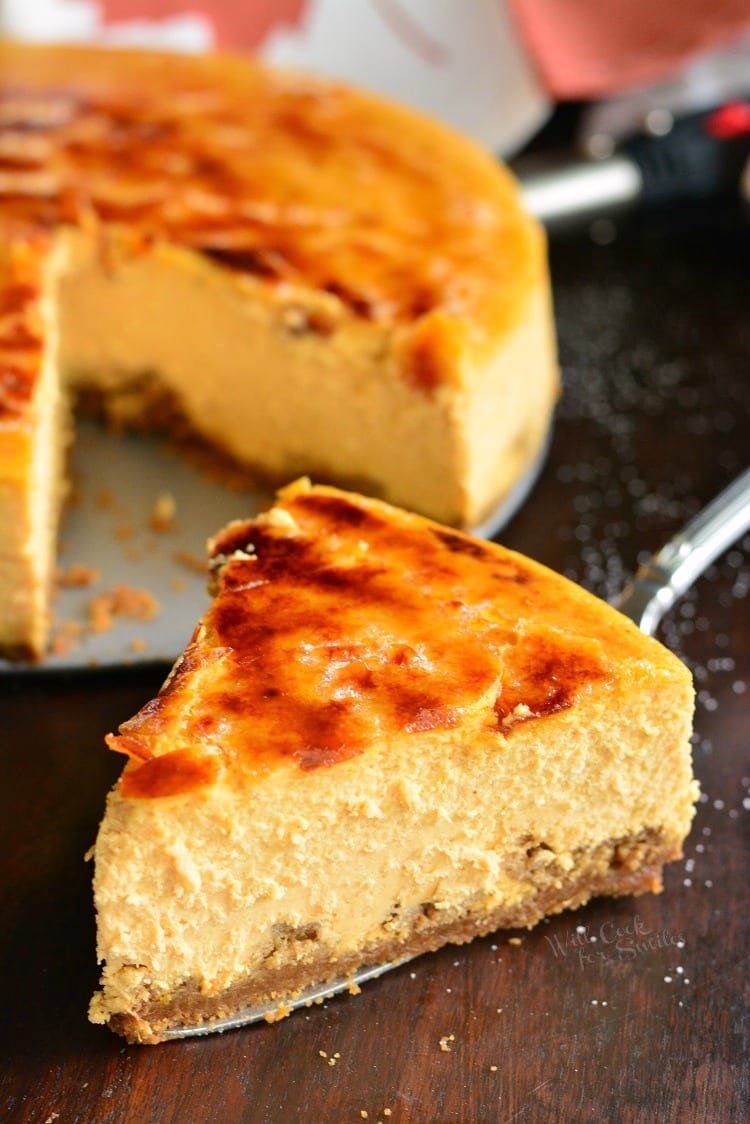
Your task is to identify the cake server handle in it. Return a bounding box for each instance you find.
[612,467,750,635]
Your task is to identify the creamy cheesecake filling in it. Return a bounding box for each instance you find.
[25,244,70,656]
[90,677,695,1032]
[460,279,558,527]
[96,826,676,1044]
[55,229,484,527]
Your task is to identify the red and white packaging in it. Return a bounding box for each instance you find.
[1,0,748,154]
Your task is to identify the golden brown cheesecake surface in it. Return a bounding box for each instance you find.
[0,42,558,659]
[0,43,532,338]
[91,482,697,1044]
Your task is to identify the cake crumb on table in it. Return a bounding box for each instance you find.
[55,561,100,588]
[174,549,207,575]
[50,619,84,656]
[439,1034,455,1052]
[88,584,160,633]
[149,491,177,532]
[263,1001,292,1022]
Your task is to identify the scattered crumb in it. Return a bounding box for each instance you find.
[508,937,522,946]
[439,1034,455,1053]
[50,620,84,656]
[360,1112,369,1120]
[319,1050,327,1058]
[174,549,207,575]
[347,980,362,996]
[490,1065,498,1072]
[149,492,177,532]
[95,487,114,509]
[129,637,147,653]
[44,1114,59,1124]
[501,703,533,729]
[263,1002,292,1023]
[56,562,100,588]
[88,584,160,633]
[383,1111,392,1118]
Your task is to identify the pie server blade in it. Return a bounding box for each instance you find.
[159,467,750,1040]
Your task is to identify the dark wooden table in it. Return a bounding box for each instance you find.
[2,210,748,1124]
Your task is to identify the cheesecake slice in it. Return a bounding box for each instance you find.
[0,42,558,659]
[89,480,697,1044]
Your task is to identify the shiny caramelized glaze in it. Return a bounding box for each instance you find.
[0,234,49,423]
[106,484,647,800]
[0,42,536,346]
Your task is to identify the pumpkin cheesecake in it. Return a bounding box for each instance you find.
[0,42,558,660]
[89,480,697,1044]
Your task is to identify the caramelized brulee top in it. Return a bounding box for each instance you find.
[0,234,49,426]
[0,42,539,347]
[106,483,663,800]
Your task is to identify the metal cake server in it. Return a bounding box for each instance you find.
[613,467,750,634]
[162,468,750,1040]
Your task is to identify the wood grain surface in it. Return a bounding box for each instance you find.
[2,202,748,1123]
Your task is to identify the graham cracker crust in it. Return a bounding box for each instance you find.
[103,827,680,1044]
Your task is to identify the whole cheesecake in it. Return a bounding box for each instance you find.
[0,42,558,659]
[89,481,697,1044]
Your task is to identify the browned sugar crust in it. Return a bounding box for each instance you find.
[0,42,538,341]
[107,827,677,1044]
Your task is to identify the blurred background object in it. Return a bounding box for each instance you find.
[1,0,748,216]
[0,0,746,150]
[0,0,549,153]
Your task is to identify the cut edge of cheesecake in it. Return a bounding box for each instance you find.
[88,480,697,1044]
